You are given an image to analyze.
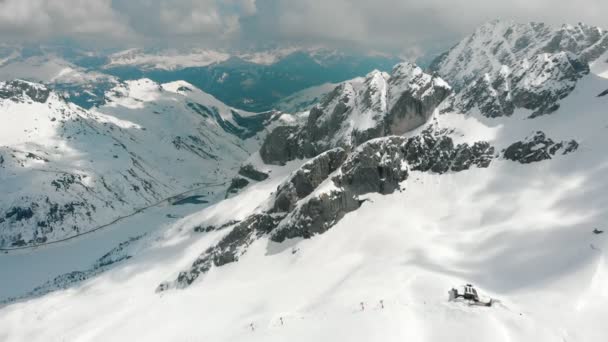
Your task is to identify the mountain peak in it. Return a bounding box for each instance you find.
[429,20,608,90]
[0,79,51,103]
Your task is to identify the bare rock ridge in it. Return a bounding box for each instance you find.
[164,125,576,290]
[0,80,51,103]
[430,20,608,118]
[260,62,451,165]
[442,52,589,118]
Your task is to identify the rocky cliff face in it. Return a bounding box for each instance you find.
[443,52,589,118]
[429,21,608,90]
[260,63,451,165]
[503,131,579,163]
[0,80,51,103]
[431,21,606,118]
[166,127,512,289]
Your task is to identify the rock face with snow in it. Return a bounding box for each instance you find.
[272,148,348,213]
[0,80,51,102]
[168,130,504,289]
[503,131,578,163]
[403,127,495,173]
[260,63,451,165]
[237,164,269,182]
[444,52,589,118]
[432,21,607,118]
[430,21,608,90]
[0,79,278,249]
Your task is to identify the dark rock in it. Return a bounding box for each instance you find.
[5,207,34,221]
[225,177,250,198]
[598,89,608,97]
[273,137,412,243]
[403,128,495,173]
[335,137,409,194]
[273,148,347,212]
[503,131,578,163]
[238,164,269,181]
[174,213,285,288]
[451,142,495,171]
[449,52,589,119]
[0,80,51,103]
[271,190,360,243]
[193,220,240,233]
[260,126,306,165]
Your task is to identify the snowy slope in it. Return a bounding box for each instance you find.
[0,79,277,249]
[1,64,606,341]
[1,20,608,342]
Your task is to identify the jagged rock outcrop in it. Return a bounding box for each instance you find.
[431,21,607,118]
[238,164,269,181]
[259,63,451,165]
[503,131,579,163]
[429,21,608,90]
[272,137,411,242]
[404,128,495,173]
[270,189,360,243]
[225,177,250,198]
[334,137,409,195]
[272,148,347,212]
[259,126,305,165]
[0,80,51,103]
[444,52,589,118]
[386,64,451,134]
[168,132,503,289]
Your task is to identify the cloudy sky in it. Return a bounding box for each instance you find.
[1,0,607,55]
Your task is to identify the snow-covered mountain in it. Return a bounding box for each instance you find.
[0,78,281,249]
[0,49,119,108]
[104,47,392,70]
[1,20,608,342]
[260,63,450,164]
[429,20,608,89]
[431,20,608,118]
[0,45,400,111]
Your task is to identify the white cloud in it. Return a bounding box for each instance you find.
[0,0,132,41]
[264,0,608,52]
[0,0,606,52]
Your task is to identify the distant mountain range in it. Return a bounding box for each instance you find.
[0,46,400,111]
